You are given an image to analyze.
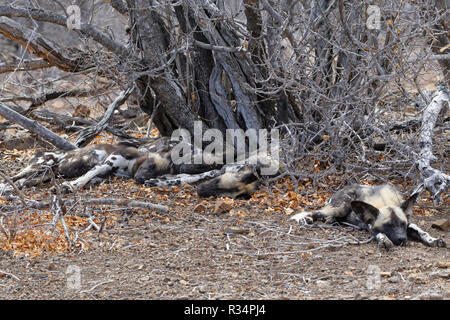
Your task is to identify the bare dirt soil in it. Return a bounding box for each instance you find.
[0,179,448,300]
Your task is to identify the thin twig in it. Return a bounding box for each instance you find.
[0,269,21,281]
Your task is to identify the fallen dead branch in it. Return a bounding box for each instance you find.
[79,279,114,294]
[0,194,168,213]
[0,16,83,72]
[79,198,168,213]
[0,58,51,74]
[31,109,141,142]
[73,85,135,147]
[416,83,450,200]
[0,102,77,151]
[0,269,21,281]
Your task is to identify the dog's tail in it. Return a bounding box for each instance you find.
[197,166,258,199]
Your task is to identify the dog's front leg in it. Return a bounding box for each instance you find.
[407,223,446,247]
[62,163,112,192]
[146,169,222,187]
[11,164,37,182]
[375,233,394,250]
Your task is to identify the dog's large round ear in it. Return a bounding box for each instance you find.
[351,201,380,226]
[401,192,419,217]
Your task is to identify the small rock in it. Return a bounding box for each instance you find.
[431,219,450,231]
[414,291,444,300]
[407,273,426,283]
[147,242,157,248]
[388,276,400,283]
[380,272,392,277]
[193,203,207,213]
[353,293,364,299]
[214,200,232,214]
[429,269,450,279]
[47,263,57,271]
[435,261,450,268]
[315,280,330,287]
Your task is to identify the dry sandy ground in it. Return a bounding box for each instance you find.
[0,183,448,300]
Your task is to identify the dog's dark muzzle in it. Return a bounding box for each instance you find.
[392,237,407,246]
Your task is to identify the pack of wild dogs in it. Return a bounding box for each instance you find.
[1,137,446,249]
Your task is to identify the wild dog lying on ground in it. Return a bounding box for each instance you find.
[290,184,446,249]
[146,164,260,199]
[6,142,173,192]
[146,152,279,199]
[1,138,276,198]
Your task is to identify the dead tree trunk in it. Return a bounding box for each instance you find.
[0,0,448,200]
[126,0,290,138]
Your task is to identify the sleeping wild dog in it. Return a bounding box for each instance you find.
[290,184,446,249]
[7,142,172,192]
[2,138,273,198]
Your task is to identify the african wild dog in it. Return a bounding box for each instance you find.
[2,138,274,198]
[290,184,446,249]
[6,142,172,192]
[146,151,279,199]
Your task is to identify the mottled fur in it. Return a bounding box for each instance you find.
[291,184,446,248]
[5,138,274,198]
[8,142,173,192]
[197,166,259,199]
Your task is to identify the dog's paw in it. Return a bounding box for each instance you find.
[432,238,446,248]
[291,212,313,224]
[144,179,159,187]
[60,182,76,194]
[376,233,394,250]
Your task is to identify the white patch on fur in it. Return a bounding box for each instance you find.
[107,154,133,177]
[147,169,222,187]
[93,149,108,162]
[407,223,439,245]
[291,211,313,223]
[359,184,403,209]
[151,153,170,170]
[64,163,113,191]
[217,172,241,188]
[222,164,246,173]
[44,152,66,162]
